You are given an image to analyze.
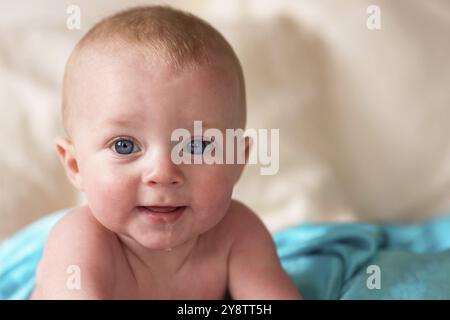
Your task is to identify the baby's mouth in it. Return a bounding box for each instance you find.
[137,205,187,224]
[139,206,182,213]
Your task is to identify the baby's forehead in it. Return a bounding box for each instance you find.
[73,57,239,124]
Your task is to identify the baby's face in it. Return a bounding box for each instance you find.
[67,49,246,250]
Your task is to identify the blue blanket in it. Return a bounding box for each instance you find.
[274,214,450,299]
[1,210,450,299]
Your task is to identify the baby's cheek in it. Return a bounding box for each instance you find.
[192,166,235,220]
[83,163,137,216]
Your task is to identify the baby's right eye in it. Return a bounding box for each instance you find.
[111,138,140,155]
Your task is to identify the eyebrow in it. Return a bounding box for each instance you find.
[101,118,141,128]
[100,117,223,132]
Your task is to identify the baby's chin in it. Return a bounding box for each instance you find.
[122,216,194,250]
[130,228,197,252]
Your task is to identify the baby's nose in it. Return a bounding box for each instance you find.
[142,156,184,187]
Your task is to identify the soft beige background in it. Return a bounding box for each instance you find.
[1,0,450,240]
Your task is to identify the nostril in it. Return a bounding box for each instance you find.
[145,177,182,186]
[142,168,184,186]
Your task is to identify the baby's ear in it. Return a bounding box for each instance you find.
[55,137,84,191]
[232,135,252,185]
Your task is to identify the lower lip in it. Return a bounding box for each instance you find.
[137,206,186,224]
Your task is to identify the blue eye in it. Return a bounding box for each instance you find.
[185,138,212,155]
[112,139,140,155]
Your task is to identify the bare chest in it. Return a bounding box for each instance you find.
[113,242,230,299]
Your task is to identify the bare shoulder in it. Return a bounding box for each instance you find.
[226,200,302,299]
[33,206,117,299]
[202,199,272,262]
[198,199,265,259]
[222,199,270,242]
[46,205,115,241]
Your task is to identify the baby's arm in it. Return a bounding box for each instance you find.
[32,207,116,299]
[227,202,302,300]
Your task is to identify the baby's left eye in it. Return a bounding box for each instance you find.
[112,138,140,155]
[184,138,212,155]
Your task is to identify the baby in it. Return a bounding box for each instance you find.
[31,5,301,299]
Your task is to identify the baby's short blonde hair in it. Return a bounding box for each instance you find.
[62,5,246,137]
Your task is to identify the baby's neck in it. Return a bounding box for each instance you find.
[117,233,200,277]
